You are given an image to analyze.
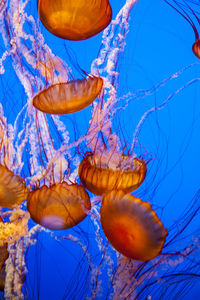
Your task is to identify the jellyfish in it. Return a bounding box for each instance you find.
[78,153,147,195]
[0,114,28,209]
[100,190,168,261]
[0,165,28,209]
[27,182,91,230]
[1,0,102,117]
[37,0,112,40]
[33,75,103,115]
[0,0,200,299]
[164,0,200,58]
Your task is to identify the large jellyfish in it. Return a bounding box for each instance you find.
[0,0,200,299]
[33,75,103,114]
[37,0,112,40]
[27,182,91,230]
[78,153,147,195]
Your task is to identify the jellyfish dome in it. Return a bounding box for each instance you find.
[100,190,168,261]
[0,165,28,209]
[27,182,91,230]
[192,40,200,59]
[37,0,112,40]
[78,153,147,195]
[33,75,103,115]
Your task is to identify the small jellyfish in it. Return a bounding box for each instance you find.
[33,76,103,115]
[37,0,112,40]
[100,190,168,261]
[78,154,147,195]
[27,182,91,230]
[192,39,200,59]
[0,165,28,209]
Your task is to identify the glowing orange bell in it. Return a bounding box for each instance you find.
[192,40,200,59]
[27,182,91,230]
[78,154,147,195]
[33,76,103,115]
[100,190,168,261]
[0,165,28,209]
[37,0,112,40]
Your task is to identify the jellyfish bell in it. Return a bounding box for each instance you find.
[37,0,112,40]
[78,152,147,195]
[33,75,103,115]
[0,112,28,209]
[100,190,168,261]
[0,165,29,209]
[192,39,200,59]
[27,182,91,230]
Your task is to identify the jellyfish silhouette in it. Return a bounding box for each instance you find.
[0,0,200,299]
[38,0,112,40]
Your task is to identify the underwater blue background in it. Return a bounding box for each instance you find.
[1,0,200,299]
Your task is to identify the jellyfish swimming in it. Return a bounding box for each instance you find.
[78,153,147,195]
[0,114,28,209]
[33,75,103,115]
[37,0,112,40]
[0,0,200,299]
[164,0,200,58]
[27,182,91,230]
[0,165,28,209]
[100,190,168,261]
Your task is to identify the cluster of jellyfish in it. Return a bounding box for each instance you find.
[0,0,200,299]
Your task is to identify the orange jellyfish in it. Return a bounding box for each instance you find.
[0,164,28,209]
[33,76,103,115]
[192,39,200,59]
[0,122,28,208]
[0,116,28,208]
[37,0,112,40]
[78,154,147,195]
[27,182,91,230]
[100,190,168,261]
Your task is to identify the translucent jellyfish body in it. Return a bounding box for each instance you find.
[100,190,168,261]
[27,182,91,230]
[192,40,200,59]
[37,0,112,40]
[0,165,28,208]
[33,76,103,115]
[78,154,147,195]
